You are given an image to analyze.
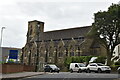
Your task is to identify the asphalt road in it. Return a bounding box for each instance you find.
[21,72,120,80]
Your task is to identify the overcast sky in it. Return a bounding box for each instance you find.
[0,0,119,48]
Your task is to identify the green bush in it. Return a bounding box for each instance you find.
[115,61,120,65]
[84,56,93,64]
[93,56,106,64]
[8,59,15,63]
[0,61,6,64]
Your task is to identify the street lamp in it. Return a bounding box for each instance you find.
[0,27,5,47]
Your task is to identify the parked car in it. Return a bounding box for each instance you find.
[69,63,87,73]
[87,63,111,73]
[117,67,120,74]
[44,64,60,73]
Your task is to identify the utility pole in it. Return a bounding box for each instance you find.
[0,27,5,47]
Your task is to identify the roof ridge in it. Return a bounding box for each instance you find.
[45,26,91,33]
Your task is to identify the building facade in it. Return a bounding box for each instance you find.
[112,44,120,62]
[0,47,22,63]
[22,20,107,71]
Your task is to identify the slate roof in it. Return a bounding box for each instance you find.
[40,26,91,41]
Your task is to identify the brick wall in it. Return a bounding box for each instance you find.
[23,65,35,71]
[0,64,2,73]
[0,63,35,74]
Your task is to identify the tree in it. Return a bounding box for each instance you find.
[90,4,120,66]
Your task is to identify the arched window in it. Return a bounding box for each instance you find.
[78,47,80,56]
[58,46,64,57]
[58,52,63,57]
[49,46,53,57]
[70,52,74,56]
[29,26,32,35]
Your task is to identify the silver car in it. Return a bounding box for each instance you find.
[118,67,120,74]
[87,63,111,73]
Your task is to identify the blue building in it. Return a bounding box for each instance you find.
[0,47,22,63]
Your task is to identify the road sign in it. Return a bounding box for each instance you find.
[9,50,18,59]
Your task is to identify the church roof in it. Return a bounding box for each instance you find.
[40,26,91,41]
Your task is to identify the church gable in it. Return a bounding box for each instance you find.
[22,20,106,71]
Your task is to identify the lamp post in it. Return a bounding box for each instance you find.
[0,27,5,47]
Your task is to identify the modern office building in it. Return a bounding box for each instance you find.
[0,47,22,63]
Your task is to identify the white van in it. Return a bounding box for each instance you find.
[69,63,87,73]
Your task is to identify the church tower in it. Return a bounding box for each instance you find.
[26,20,44,43]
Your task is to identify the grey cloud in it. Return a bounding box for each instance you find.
[0,1,116,48]
[0,16,27,48]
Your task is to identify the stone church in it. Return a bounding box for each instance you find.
[21,20,107,71]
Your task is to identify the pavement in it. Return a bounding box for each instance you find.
[0,72,119,80]
[0,72,44,80]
